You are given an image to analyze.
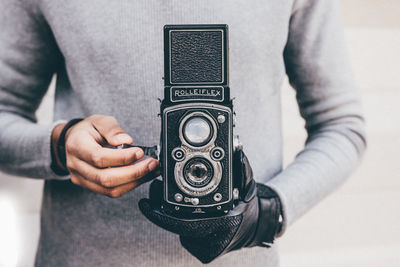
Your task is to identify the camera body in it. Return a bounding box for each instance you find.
[160,25,236,214]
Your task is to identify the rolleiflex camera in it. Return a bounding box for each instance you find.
[160,25,240,215]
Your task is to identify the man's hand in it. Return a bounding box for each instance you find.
[139,148,282,263]
[52,115,159,197]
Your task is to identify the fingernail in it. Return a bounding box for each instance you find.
[148,160,158,172]
[114,134,131,144]
[136,149,144,158]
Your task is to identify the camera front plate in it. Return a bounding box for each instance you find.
[162,103,233,214]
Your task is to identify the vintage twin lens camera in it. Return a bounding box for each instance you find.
[160,25,239,215]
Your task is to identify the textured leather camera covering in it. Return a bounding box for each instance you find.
[164,24,229,87]
[170,30,223,84]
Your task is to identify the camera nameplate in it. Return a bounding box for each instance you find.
[170,86,224,103]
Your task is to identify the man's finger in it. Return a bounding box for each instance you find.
[70,171,156,198]
[89,115,133,146]
[70,157,159,188]
[77,145,145,168]
[65,123,144,168]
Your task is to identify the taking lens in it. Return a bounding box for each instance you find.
[183,116,212,146]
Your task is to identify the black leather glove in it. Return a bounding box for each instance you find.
[139,148,282,263]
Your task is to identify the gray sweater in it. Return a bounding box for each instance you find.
[0,0,366,266]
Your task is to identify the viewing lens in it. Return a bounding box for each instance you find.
[183,117,212,146]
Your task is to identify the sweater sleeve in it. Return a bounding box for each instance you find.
[265,0,367,235]
[0,0,65,179]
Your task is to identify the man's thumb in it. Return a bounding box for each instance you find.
[89,115,133,146]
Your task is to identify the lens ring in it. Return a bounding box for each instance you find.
[210,147,225,161]
[172,147,185,161]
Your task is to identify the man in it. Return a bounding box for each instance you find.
[0,0,366,266]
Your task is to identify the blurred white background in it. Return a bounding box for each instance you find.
[0,1,399,266]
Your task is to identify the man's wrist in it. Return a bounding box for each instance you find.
[248,183,283,247]
[51,122,68,174]
[50,118,84,175]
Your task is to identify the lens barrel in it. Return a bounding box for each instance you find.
[183,157,214,187]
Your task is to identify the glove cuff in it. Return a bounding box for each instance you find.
[247,183,282,247]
